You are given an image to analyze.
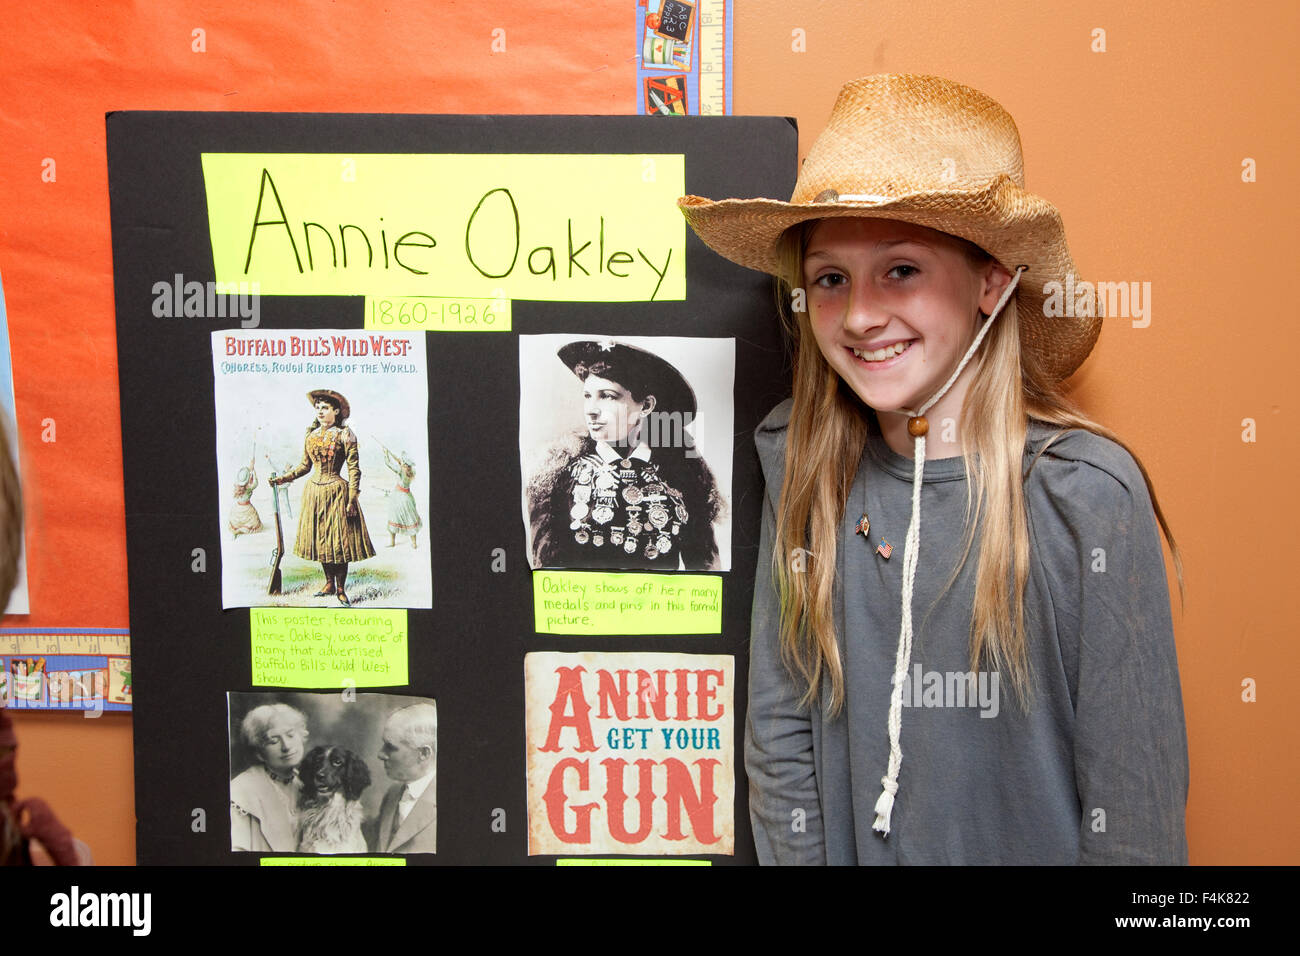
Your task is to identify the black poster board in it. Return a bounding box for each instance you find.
[108,112,796,864]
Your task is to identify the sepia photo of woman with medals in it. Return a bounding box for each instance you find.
[526,339,724,571]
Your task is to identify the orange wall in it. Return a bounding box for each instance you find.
[1,0,1295,865]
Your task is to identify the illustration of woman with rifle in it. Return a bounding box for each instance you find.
[270,389,375,605]
[377,438,422,549]
[229,450,264,538]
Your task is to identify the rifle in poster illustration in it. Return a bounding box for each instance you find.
[268,470,284,595]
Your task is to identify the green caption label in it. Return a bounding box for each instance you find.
[261,857,406,866]
[533,571,721,635]
[250,608,408,688]
[557,859,712,866]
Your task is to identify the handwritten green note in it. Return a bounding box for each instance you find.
[261,857,405,866]
[249,608,408,688]
[532,571,721,635]
[556,859,712,866]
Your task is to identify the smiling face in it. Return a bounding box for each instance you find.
[582,374,654,446]
[257,717,306,775]
[314,400,339,427]
[802,218,1010,425]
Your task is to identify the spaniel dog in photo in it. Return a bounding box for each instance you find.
[296,745,371,854]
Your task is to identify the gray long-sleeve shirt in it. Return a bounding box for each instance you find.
[747,400,1189,864]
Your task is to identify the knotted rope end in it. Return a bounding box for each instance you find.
[872,776,898,836]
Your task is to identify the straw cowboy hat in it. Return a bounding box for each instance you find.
[678,73,1102,382]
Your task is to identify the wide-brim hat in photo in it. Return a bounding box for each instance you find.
[558,339,696,420]
[678,73,1102,383]
[307,389,351,422]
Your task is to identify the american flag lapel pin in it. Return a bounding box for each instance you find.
[876,539,893,560]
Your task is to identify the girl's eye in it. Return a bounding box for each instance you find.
[812,272,847,289]
[888,265,918,280]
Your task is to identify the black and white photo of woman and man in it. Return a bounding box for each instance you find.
[228,690,438,856]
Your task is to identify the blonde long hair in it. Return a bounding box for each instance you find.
[772,223,1183,713]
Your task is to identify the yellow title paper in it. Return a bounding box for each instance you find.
[533,571,721,635]
[202,153,685,302]
[249,608,408,688]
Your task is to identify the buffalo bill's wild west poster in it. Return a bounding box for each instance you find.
[525,651,734,856]
[212,329,430,610]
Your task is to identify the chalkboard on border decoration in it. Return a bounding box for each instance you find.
[655,0,696,43]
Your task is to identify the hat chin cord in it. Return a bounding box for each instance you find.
[872,264,1026,837]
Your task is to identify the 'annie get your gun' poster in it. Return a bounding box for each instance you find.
[525,651,735,857]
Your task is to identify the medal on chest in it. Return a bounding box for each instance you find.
[568,455,688,559]
[311,427,343,465]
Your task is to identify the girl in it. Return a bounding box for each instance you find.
[679,74,1188,864]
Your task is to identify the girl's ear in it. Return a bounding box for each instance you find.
[642,394,657,415]
[978,262,1015,316]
